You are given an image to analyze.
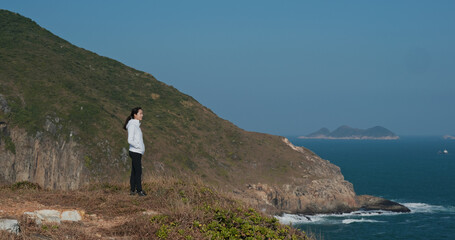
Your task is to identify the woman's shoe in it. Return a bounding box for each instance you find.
[130,190,136,195]
[137,190,147,196]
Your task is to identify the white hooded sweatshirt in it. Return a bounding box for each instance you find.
[126,119,145,154]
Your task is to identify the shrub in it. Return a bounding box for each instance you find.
[10,181,41,190]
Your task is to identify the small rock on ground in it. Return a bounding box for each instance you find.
[25,209,84,225]
[0,219,20,235]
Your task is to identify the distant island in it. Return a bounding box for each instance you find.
[443,135,455,140]
[300,125,399,140]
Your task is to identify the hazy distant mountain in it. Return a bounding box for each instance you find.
[306,127,330,138]
[301,126,399,139]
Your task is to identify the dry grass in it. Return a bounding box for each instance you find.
[0,177,313,239]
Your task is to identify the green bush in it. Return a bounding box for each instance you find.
[156,224,171,239]
[10,181,41,190]
[194,206,308,240]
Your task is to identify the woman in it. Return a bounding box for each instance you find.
[123,107,147,196]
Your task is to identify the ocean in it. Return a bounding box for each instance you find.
[277,136,455,240]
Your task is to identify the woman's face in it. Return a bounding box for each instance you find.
[134,109,143,121]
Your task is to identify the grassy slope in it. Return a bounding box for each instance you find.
[0,10,320,190]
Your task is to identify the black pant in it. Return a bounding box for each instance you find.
[129,151,143,192]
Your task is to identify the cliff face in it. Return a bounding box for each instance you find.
[245,181,357,214]
[244,139,358,214]
[239,139,408,214]
[0,124,86,190]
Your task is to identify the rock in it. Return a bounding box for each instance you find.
[25,209,84,225]
[0,219,20,235]
[44,118,56,135]
[24,211,41,225]
[356,195,411,213]
[61,210,83,221]
[120,147,129,164]
[35,210,61,224]
[244,179,359,215]
[0,94,10,113]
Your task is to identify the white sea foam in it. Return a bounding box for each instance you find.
[402,203,455,214]
[275,214,316,225]
[342,218,384,224]
[275,202,455,225]
[342,210,399,217]
[275,210,394,225]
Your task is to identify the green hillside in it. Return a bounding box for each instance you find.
[0,9,318,188]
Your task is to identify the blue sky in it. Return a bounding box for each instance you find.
[3,1,455,136]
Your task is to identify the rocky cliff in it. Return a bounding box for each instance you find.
[0,124,86,190]
[237,139,407,215]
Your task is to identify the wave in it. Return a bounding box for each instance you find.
[275,214,322,225]
[402,202,455,214]
[275,202,455,225]
[342,218,384,224]
[275,210,393,225]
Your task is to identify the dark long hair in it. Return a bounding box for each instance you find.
[123,107,142,130]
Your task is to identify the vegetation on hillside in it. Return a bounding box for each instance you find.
[0,178,313,239]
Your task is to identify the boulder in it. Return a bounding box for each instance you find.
[61,210,83,221]
[35,210,61,224]
[356,195,410,212]
[24,209,84,225]
[0,219,20,235]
